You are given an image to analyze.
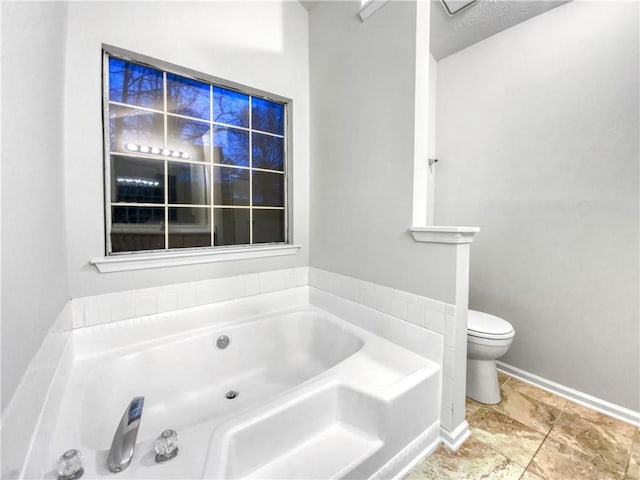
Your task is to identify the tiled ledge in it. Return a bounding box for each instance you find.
[308,267,452,336]
[71,267,309,329]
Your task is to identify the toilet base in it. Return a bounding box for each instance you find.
[466,358,501,404]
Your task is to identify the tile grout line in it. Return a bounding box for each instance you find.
[520,373,564,479]
[521,424,553,479]
[499,373,555,479]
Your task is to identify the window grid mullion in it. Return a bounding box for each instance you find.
[109,151,283,174]
[210,84,215,247]
[108,101,284,139]
[249,96,253,245]
[163,72,169,251]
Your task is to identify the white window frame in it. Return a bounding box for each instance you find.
[94,45,297,271]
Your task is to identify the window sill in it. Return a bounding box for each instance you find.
[90,244,301,273]
[410,226,480,244]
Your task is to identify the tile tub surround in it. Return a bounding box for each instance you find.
[407,373,640,480]
[72,266,460,443]
[70,267,310,328]
[9,266,461,478]
[307,267,469,447]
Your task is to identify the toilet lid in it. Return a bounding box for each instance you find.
[468,310,515,339]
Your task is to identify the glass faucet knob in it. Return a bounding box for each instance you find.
[57,449,84,480]
[155,429,178,457]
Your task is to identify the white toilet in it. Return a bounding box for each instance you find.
[466,310,515,404]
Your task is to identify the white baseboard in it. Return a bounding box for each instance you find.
[497,361,640,427]
[440,420,471,452]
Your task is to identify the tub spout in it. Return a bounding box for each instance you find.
[107,397,144,473]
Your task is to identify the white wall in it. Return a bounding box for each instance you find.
[1,2,70,412]
[63,1,310,298]
[309,0,458,304]
[435,1,639,410]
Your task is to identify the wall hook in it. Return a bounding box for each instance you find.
[428,158,439,167]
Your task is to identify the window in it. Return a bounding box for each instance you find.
[103,49,288,255]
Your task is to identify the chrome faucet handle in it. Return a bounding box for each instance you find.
[57,449,84,480]
[107,396,144,473]
[155,429,179,463]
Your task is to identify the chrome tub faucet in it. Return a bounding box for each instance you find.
[107,397,144,473]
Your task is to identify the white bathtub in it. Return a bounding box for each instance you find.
[36,294,441,479]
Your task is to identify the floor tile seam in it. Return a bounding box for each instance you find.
[542,428,630,479]
[547,418,635,476]
[489,402,554,438]
[522,423,554,477]
[468,420,546,474]
[484,404,551,437]
[623,446,636,478]
[470,427,531,472]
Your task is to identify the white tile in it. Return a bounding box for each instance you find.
[444,314,457,347]
[108,292,135,322]
[226,275,248,299]
[374,286,394,316]
[340,275,360,303]
[83,296,109,327]
[244,273,262,296]
[175,285,197,309]
[308,267,321,287]
[195,280,218,305]
[406,302,426,327]
[71,298,85,329]
[358,283,377,310]
[319,270,338,295]
[390,297,408,321]
[259,270,287,293]
[290,267,309,287]
[392,289,415,306]
[425,308,445,334]
[134,293,157,317]
[322,271,342,297]
[416,295,446,312]
[157,293,178,313]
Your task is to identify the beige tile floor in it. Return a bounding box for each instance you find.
[407,373,640,480]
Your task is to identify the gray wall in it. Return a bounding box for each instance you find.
[309,1,458,304]
[435,1,639,410]
[1,2,70,411]
[63,1,310,298]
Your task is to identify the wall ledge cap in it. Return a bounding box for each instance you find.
[410,226,480,244]
[91,244,301,273]
[359,0,390,21]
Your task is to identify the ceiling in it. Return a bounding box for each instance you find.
[298,0,570,61]
[430,0,570,60]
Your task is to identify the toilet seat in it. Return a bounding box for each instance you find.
[468,310,515,340]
